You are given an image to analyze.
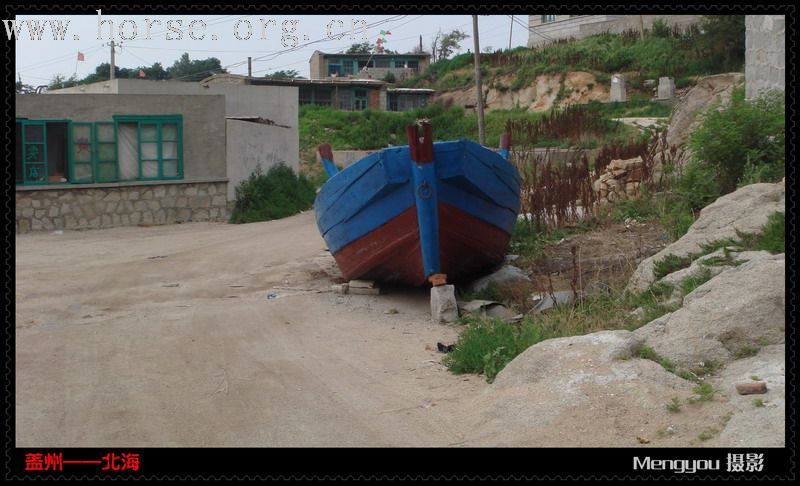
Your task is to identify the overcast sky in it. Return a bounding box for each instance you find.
[12,14,532,85]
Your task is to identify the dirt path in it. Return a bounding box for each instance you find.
[15,213,484,447]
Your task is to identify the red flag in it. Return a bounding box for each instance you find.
[77,52,85,62]
[138,69,146,78]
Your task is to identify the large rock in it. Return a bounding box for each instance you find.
[462,331,697,446]
[627,181,785,292]
[466,265,530,293]
[658,248,774,288]
[709,345,785,447]
[633,255,785,371]
[666,73,745,150]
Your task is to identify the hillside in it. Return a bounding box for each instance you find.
[401,16,744,107]
[298,17,745,177]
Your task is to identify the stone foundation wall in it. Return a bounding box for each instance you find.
[16,181,229,233]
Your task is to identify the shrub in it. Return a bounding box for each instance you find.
[229,164,316,224]
[689,88,785,193]
[653,254,694,279]
[382,72,396,84]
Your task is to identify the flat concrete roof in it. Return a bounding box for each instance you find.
[202,73,387,88]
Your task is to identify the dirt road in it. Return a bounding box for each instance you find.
[15,212,484,447]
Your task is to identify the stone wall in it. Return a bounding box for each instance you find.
[16,181,228,233]
[591,156,646,214]
[745,15,785,98]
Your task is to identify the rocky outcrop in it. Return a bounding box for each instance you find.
[666,73,745,151]
[435,71,609,113]
[463,331,697,446]
[633,255,785,371]
[626,180,785,293]
[710,345,785,447]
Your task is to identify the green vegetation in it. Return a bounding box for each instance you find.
[229,164,316,224]
[752,398,765,408]
[443,281,682,382]
[443,316,560,383]
[653,254,695,279]
[609,87,784,242]
[691,383,719,403]
[48,52,225,89]
[690,88,785,192]
[639,345,677,374]
[677,268,714,295]
[299,104,540,152]
[666,397,682,413]
[509,219,596,265]
[697,427,719,442]
[650,210,784,277]
[404,16,744,92]
[299,103,640,154]
[587,99,673,119]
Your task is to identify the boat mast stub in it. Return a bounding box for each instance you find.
[499,132,512,160]
[318,144,339,178]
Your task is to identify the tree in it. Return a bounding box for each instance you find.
[346,42,374,54]
[431,28,469,62]
[47,74,79,90]
[16,81,35,93]
[266,69,301,79]
[699,15,746,72]
[166,53,226,81]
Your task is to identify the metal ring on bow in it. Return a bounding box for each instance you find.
[417,181,432,200]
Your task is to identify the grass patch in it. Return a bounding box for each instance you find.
[445,280,687,382]
[653,254,694,279]
[697,427,719,442]
[677,267,714,295]
[639,345,677,374]
[509,219,595,265]
[690,382,719,403]
[299,104,550,153]
[229,164,316,224]
[752,398,765,408]
[733,346,760,359]
[666,397,682,413]
[443,316,560,383]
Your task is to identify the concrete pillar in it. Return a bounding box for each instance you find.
[657,77,675,100]
[431,285,459,323]
[610,74,626,102]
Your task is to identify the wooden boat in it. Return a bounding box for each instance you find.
[315,123,520,287]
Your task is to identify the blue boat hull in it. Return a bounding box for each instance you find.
[315,139,521,286]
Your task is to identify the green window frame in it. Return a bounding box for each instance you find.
[353,89,368,111]
[18,116,182,186]
[19,120,48,185]
[95,122,119,182]
[69,121,119,183]
[114,115,183,181]
[69,122,95,183]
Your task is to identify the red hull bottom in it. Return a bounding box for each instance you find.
[333,203,511,286]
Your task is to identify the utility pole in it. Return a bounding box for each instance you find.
[247,56,252,77]
[508,15,514,50]
[109,40,116,80]
[472,15,486,146]
[419,35,423,53]
[639,15,645,39]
